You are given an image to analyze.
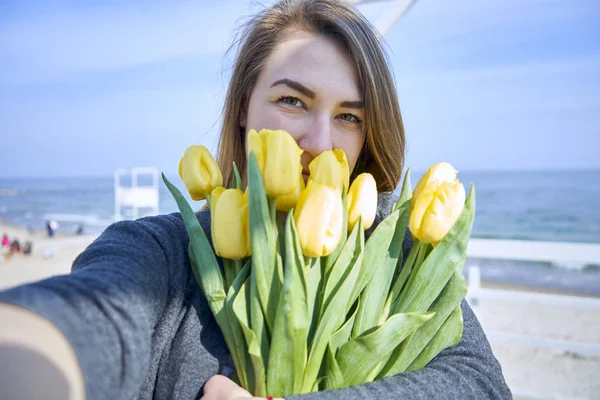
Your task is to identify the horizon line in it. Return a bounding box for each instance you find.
[1,166,600,180]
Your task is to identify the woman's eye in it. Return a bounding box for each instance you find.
[339,113,361,124]
[279,96,303,107]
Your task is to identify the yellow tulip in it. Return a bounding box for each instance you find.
[410,179,466,245]
[210,186,226,255]
[412,162,458,205]
[294,181,343,257]
[347,173,378,231]
[275,167,305,212]
[308,150,350,192]
[179,145,223,200]
[211,188,251,259]
[247,129,303,197]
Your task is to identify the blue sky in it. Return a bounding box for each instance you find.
[0,0,599,178]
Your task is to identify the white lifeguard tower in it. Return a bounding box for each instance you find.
[114,167,160,221]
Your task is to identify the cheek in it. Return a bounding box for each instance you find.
[246,103,306,141]
[334,132,365,172]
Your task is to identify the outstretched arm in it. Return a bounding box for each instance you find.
[0,213,194,400]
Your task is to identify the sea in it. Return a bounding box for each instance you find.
[1,170,599,295]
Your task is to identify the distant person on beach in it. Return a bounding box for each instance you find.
[45,220,59,237]
[74,224,85,236]
[0,234,9,262]
[0,1,511,399]
[22,241,33,255]
[9,239,21,254]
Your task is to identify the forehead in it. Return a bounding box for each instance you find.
[261,31,362,100]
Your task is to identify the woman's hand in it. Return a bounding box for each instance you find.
[202,375,252,400]
[201,374,285,400]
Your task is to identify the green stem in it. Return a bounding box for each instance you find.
[205,194,212,211]
[234,258,243,276]
[303,255,312,268]
[386,241,424,316]
[268,196,277,233]
[224,258,235,292]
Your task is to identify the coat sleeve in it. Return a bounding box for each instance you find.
[0,212,196,400]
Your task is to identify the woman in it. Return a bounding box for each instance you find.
[0,0,511,399]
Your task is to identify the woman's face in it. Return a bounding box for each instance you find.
[243,30,366,181]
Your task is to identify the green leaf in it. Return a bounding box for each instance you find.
[247,152,279,334]
[406,305,464,372]
[395,185,475,314]
[306,257,322,345]
[250,267,270,376]
[346,207,403,332]
[267,212,309,397]
[385,241,428,320]
[225,262,252,390]
[233,161,242,190]
[232,272,267,396]
[322,216,361,314]
[393,168,412,212]
[383,170,416,317]
[163,174,225,311]
[337,312,433,386]
[223,258,236,294]
[163,174,240,369]
[329,302,358,355]
[378,270,467,377]
[352,202,409,337]
[302,224,364,393]
[322,343,345,391]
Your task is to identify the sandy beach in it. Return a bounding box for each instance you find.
[1,220,599,399]
[0,221,96,290]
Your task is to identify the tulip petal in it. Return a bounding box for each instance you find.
[213,189,251,259]
[263,130,303,197]
[333,149,350,192]
[412,162,458,205]
[210,186,226,256]
[275,168,305,212]
[308,150,348,192]
[247,129,266,172]
[179,145,223,201]
[409,185,436,241]
[347,173,378,231]
[294,181,343,257]
[421,181,465,245]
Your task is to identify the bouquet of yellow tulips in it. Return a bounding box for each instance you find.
[163,129,475,397]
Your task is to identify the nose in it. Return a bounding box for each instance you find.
[297,114,333,162]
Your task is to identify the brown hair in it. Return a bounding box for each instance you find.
[216,0,406,192]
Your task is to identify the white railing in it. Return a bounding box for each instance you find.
[466,238,600,399]
[467,265,600,357]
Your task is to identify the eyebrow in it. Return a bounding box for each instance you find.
[270,78,364,109]
[271,79,315,99]
[339,100,364,109]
